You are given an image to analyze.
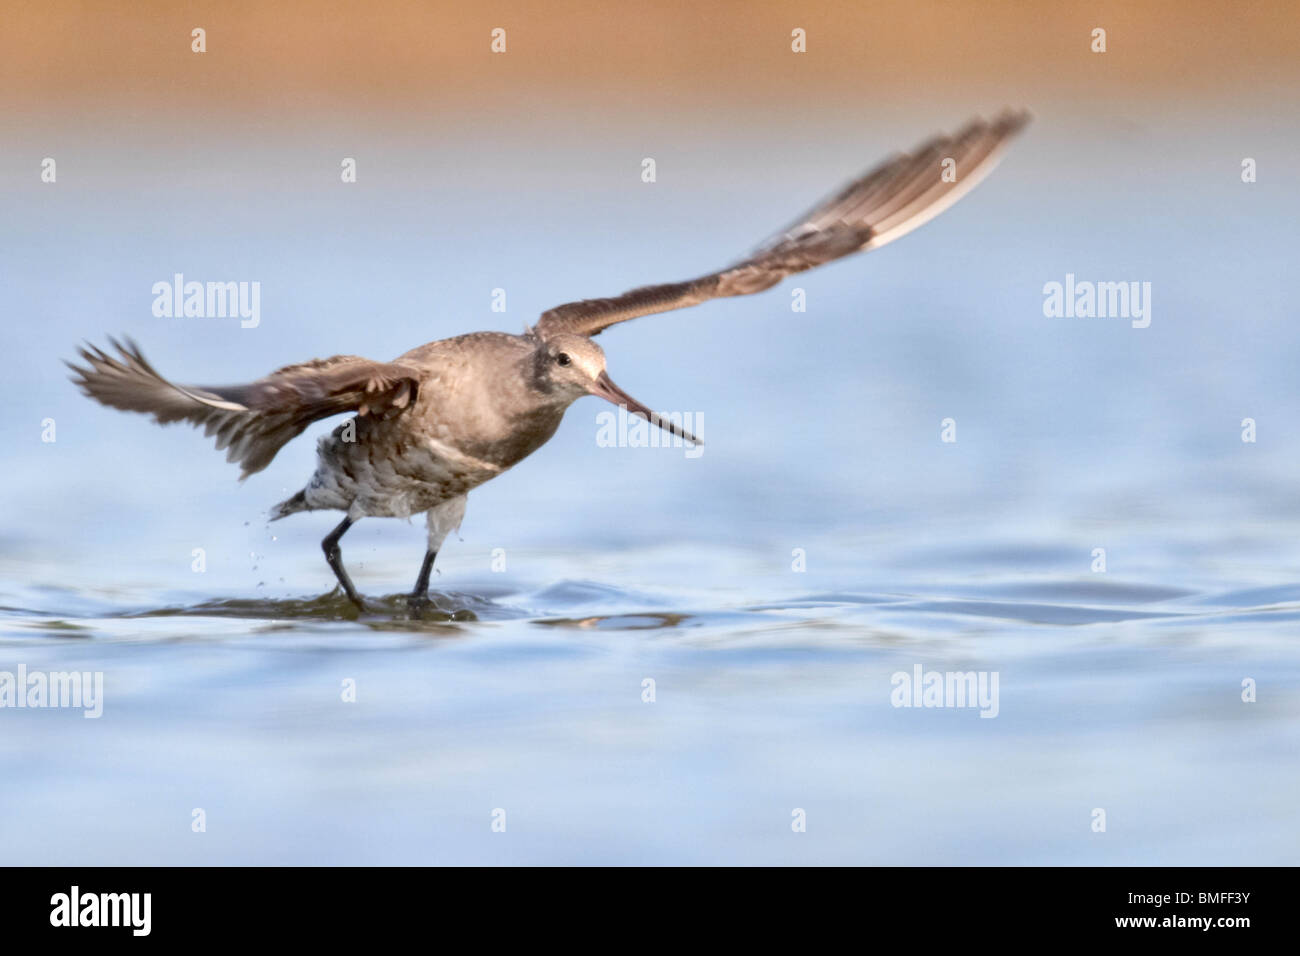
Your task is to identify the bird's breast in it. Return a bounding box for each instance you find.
[426,401,567,472]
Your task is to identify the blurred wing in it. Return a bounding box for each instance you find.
[211,352,423,421]
[536,110,1030,339]
[67,337,422,477]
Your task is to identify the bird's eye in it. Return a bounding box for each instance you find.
[556,352,572,367]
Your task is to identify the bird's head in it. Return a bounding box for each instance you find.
[532,332,701,445]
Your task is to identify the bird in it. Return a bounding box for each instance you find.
[68,111,1030,611]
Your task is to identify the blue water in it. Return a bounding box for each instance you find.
[2,111,1298,863]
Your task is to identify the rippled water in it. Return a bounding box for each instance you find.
[3,516,1299,865]
[3,112,1299,864]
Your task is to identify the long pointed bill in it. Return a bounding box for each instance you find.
[589,371,702,446]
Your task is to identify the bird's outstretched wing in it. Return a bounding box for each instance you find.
[535,110,1030,339]
[67,337,422,477]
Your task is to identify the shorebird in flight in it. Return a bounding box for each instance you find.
[69,112,1030,610]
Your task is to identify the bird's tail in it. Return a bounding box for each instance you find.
[66,337,314,478]
[269,489,308,521]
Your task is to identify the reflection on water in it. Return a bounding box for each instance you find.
[134,592,491,625]
[2,543,1298,865]
[12,574,1293,635]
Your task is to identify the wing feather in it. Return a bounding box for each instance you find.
[67,337,422,477]
[536,111,1030,339]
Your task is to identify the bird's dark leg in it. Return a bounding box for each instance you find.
[410,549,437,603]
[322,516,365,611]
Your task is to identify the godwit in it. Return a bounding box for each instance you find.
[69,112,1030,609]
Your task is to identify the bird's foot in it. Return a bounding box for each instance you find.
[330,588,365,614]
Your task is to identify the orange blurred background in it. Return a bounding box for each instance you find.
[5,0,1297,121]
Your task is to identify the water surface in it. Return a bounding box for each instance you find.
[2,111,1298,864]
